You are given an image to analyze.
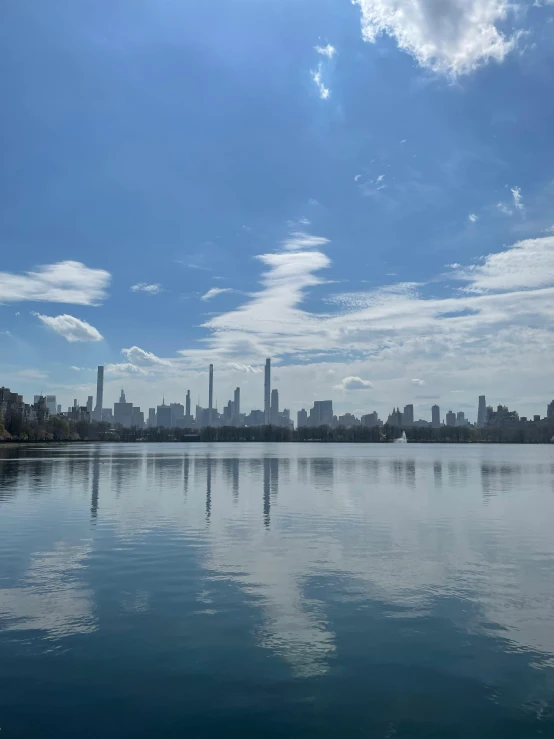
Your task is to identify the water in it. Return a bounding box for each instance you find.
[1,443,554,738]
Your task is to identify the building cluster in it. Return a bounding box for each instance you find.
[3,365,554,433]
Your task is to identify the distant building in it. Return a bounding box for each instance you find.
[101,408,113,423]
[246,409,264,426]
[361,411,380,428]
[534,415,541,423]
[208,364,214,425]
[170,403,185,427]
[547,400,554,420]
[233,387,240,423]
[486,405,519,427]
[432,404,441,428]
[403,404,414,427]
[445,410,456,427]
[477,395,487,428]
[131,407,144,429]
[297,409,308,428]
[271,388,279,425]
[57,404,62,415]
[309,400,333,426]
[86,396,93,414]
[456,411,466,426]
[264,359,271,425]
[148,408,156,428]
[387,408,403,426]
[35,395,57,416]
[338,413,360,427]
[94,366,104,421]
[185,390,191,419]
[157,400,172,428]
[114,389,134,427]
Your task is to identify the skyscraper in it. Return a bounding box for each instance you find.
[208,364,214,425]
[234,387,240,419]
[186,390,191,418]
[271,388,279,424]
[94,366,104,421]
[445,410,456,427]
[297,409,308,428]
[119,388,126,403]
[86,396,93,414]
[264,358,271,425]
[432,404,440,428]
[148,408,156,428]
[478,395,487,427]
[403,404,414,427]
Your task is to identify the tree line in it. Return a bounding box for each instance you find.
[2,415,554,443]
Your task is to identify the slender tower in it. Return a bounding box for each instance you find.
[186,390,191,418]
[264,358,271,425]
[94,366,104,421]
[208,364,214,425]
[234,387,240,420]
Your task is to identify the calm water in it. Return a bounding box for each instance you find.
[1,443,554,738]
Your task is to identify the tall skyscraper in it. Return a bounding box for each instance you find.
[186,390,191,418]
[478,395,487,427]
[271,388,279,424]
[94,366,104,421]
[234,387,240,419]
[445,410,456,427]
[432,404,440,428]
[119,388,126,403]
[208,364,214,425]
[264,358,271,425]
[548,400,554,420]
[403,404,414,427]
[148,408,156,428]
[310,400,333,426]
[297,409,308,428]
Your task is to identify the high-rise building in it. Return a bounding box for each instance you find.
[403,404,414,427]
[432,404,440,428]
[86,396,93,414]
[131,407,144,429]
[445,410,456,427]
[297,409,308,428]
[148,408,156,428]
[186,390,191,418]
[114,390,134,427]
[264,358,271,425]
[170,403,185,427]
[45,396,56,415]
[73,398,78,409]
[271,388,279,424]
[119,388,126,403]
[310,400,333,426]
[94,366,104,421]
[234,387,240,419]
[157,399,172,428]
[477,395,487,427]
[547,400,554,420]
[456,411,466,426]
[57,404,62,415]
[208,364,214,425]
[387,408,403,426]
[361,411,380,427]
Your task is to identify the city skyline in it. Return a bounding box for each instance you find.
[2,2,554,421]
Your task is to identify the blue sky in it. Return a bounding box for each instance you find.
[1,0,554,421]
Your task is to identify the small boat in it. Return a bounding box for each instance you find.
[393,431,408,444]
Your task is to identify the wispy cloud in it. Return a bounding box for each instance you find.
[282,232,330,251]
[201,287,233,301]
[355,0,522,76]
[33,313,103,343]
[311,64,330,100]
[511,185,524,211]
[0,261,110,305]
[497,201,513,216]
[411,378,426,386]
[121,346,171,366]
[468,213,479,223]
[130,283,163,294]
[315,44,337,59]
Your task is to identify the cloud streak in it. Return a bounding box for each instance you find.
[0,261,110,305]
[33,313,103,342]
[130,283,163,294]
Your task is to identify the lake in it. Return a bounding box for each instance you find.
[1,443,554,738]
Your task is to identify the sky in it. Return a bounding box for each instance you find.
[1,0,554,422]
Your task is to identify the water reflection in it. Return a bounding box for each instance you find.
[1,443,554,735]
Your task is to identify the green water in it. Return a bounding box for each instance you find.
[1,443,553,738]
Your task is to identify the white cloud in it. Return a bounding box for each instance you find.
[130,283,163,294]
[376,174,385,182]
[105,363,150,376]
[282,232,330,251]
[411,378,426,386]
[468,213,479,223]
[453,237,554,293]
[33,313,103,343]
[230,363,263,373]
[335,376,374,390]
[511,185,524,211]
[201,287,233,301]
[315,43,337,58]
[354,0,522,76]
[121,346,171,366]
[354,174,363,182]
[19,369,49,380]
[497,201,513,216]
[0,330,12,337]
[0,261,110,305]
[311,64,330,99]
